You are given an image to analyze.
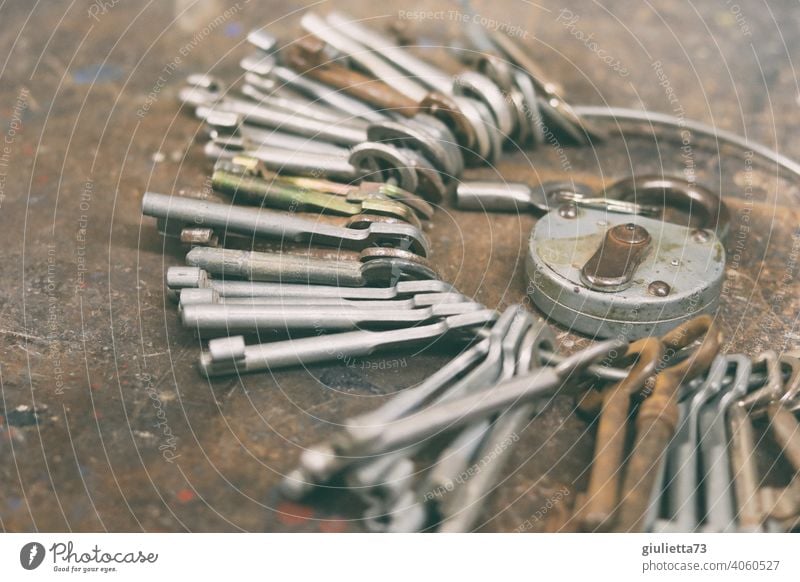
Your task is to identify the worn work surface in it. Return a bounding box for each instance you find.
[0,0,798,532]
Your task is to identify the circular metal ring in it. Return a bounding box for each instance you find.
[452,95,493,163]
[512,70,544,146]
[401,148,448,203]
[453,70,516,140]
[367,118,460,179]
[349,142,419,194]
[420,92,477,154]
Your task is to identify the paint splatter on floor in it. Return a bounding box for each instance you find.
[72,63,124,85]
[176,488,195,503]
[275,500,314,525]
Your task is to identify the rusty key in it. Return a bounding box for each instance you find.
[615,315,722,532]
[578,337,664,531]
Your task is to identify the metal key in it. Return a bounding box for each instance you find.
[181,300,482,335]
[579,337,664,532]
[322,306,523,529]
[342,340,625,459]
[348,308,536,532]
[240,48,390,124]
[142,192,429,256]
[654,355,729,532]
[215,156,435,220]
[439,317,555,531]
[421,307,525,494]
[456,180,661,215]
[697,355,752,532]
[166,266,452,298]
[300,12,430,104]
[204,138,359,182]
[183,74,367,130]
[178,288,466,310]
[615,316,722,532]
[211,167,422,228]
[183,247,437,287]
[181,85,368,146]
[198,309,498,377]
[203,110,351,157]
[281,337,493,502]
[324,11,500,157]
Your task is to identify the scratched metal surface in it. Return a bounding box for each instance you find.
[0,0,798,532]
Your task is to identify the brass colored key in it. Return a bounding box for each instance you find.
[212,167,422,228]
[578,337,663,531]
[615,316,722,532]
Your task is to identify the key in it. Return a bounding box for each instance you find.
[281,337,493,502]
[142,192,430,256]
[579,337,664,532]
[183,247,438,287]
[211,166,422,228]
[239,50,390,124]
[439,318,555,532]
[615,316,722,532]
[204,110,351,157]
[166,266,452,298]
[181,85,368,146]
[198,309,498,377]
[185,72,368,131]
[654,355,729,532]
[739,351,783,409]
[177,288,466,310]
[729,400,764,531]
[341,308,533,532]
[291,308,522,504]
[696,355,752,532]
[727,352,793,531]
[215,157,435,220]
[343,340,624,460]
[300,12,430,104]
[456,180,662,215]
[301,12,493,162]
[421,308,527,497]
[181,300,482,335]
[205,138,359,182]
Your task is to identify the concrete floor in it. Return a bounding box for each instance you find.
[0,0,798,532]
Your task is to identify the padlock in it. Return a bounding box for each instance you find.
[526,182,727,339]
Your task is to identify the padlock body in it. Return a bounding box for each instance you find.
[526,207,725,340]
